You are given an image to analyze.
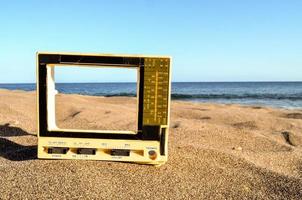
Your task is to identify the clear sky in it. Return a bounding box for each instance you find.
[0,0,301,83]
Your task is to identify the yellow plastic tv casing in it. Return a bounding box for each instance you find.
[36,52,172,165]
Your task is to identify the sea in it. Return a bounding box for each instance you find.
[1,82,302,109]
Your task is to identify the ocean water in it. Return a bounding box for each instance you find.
[1,82,302,109]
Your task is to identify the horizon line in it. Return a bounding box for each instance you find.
[1,81,302,84]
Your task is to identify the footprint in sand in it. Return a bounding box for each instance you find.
[200,116,211,120]
[281,131,295,146]
[283,113,302,120]
[281,131,302,147]
[251,106,262,109]
[172,122,181,129]
[63,110,82,121]
[232,121,258,130]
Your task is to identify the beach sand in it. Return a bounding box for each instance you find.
[0,89,302,199]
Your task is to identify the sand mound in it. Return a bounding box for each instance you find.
[0,90,302,199]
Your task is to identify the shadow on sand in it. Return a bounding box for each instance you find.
[0,123,37,161]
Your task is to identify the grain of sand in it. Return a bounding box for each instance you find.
[0,89,302,199]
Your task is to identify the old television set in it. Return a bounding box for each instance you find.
[36,52,171,165]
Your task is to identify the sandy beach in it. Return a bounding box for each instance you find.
[0,89,302,199]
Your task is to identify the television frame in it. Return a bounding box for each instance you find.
[36,52,171,165]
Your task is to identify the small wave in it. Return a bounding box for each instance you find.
[90,92,302,101]
[171,93,302,101]
[91,92,137,97]
[104,92,136,97]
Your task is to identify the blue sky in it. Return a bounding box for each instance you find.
[0,0,301,83]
